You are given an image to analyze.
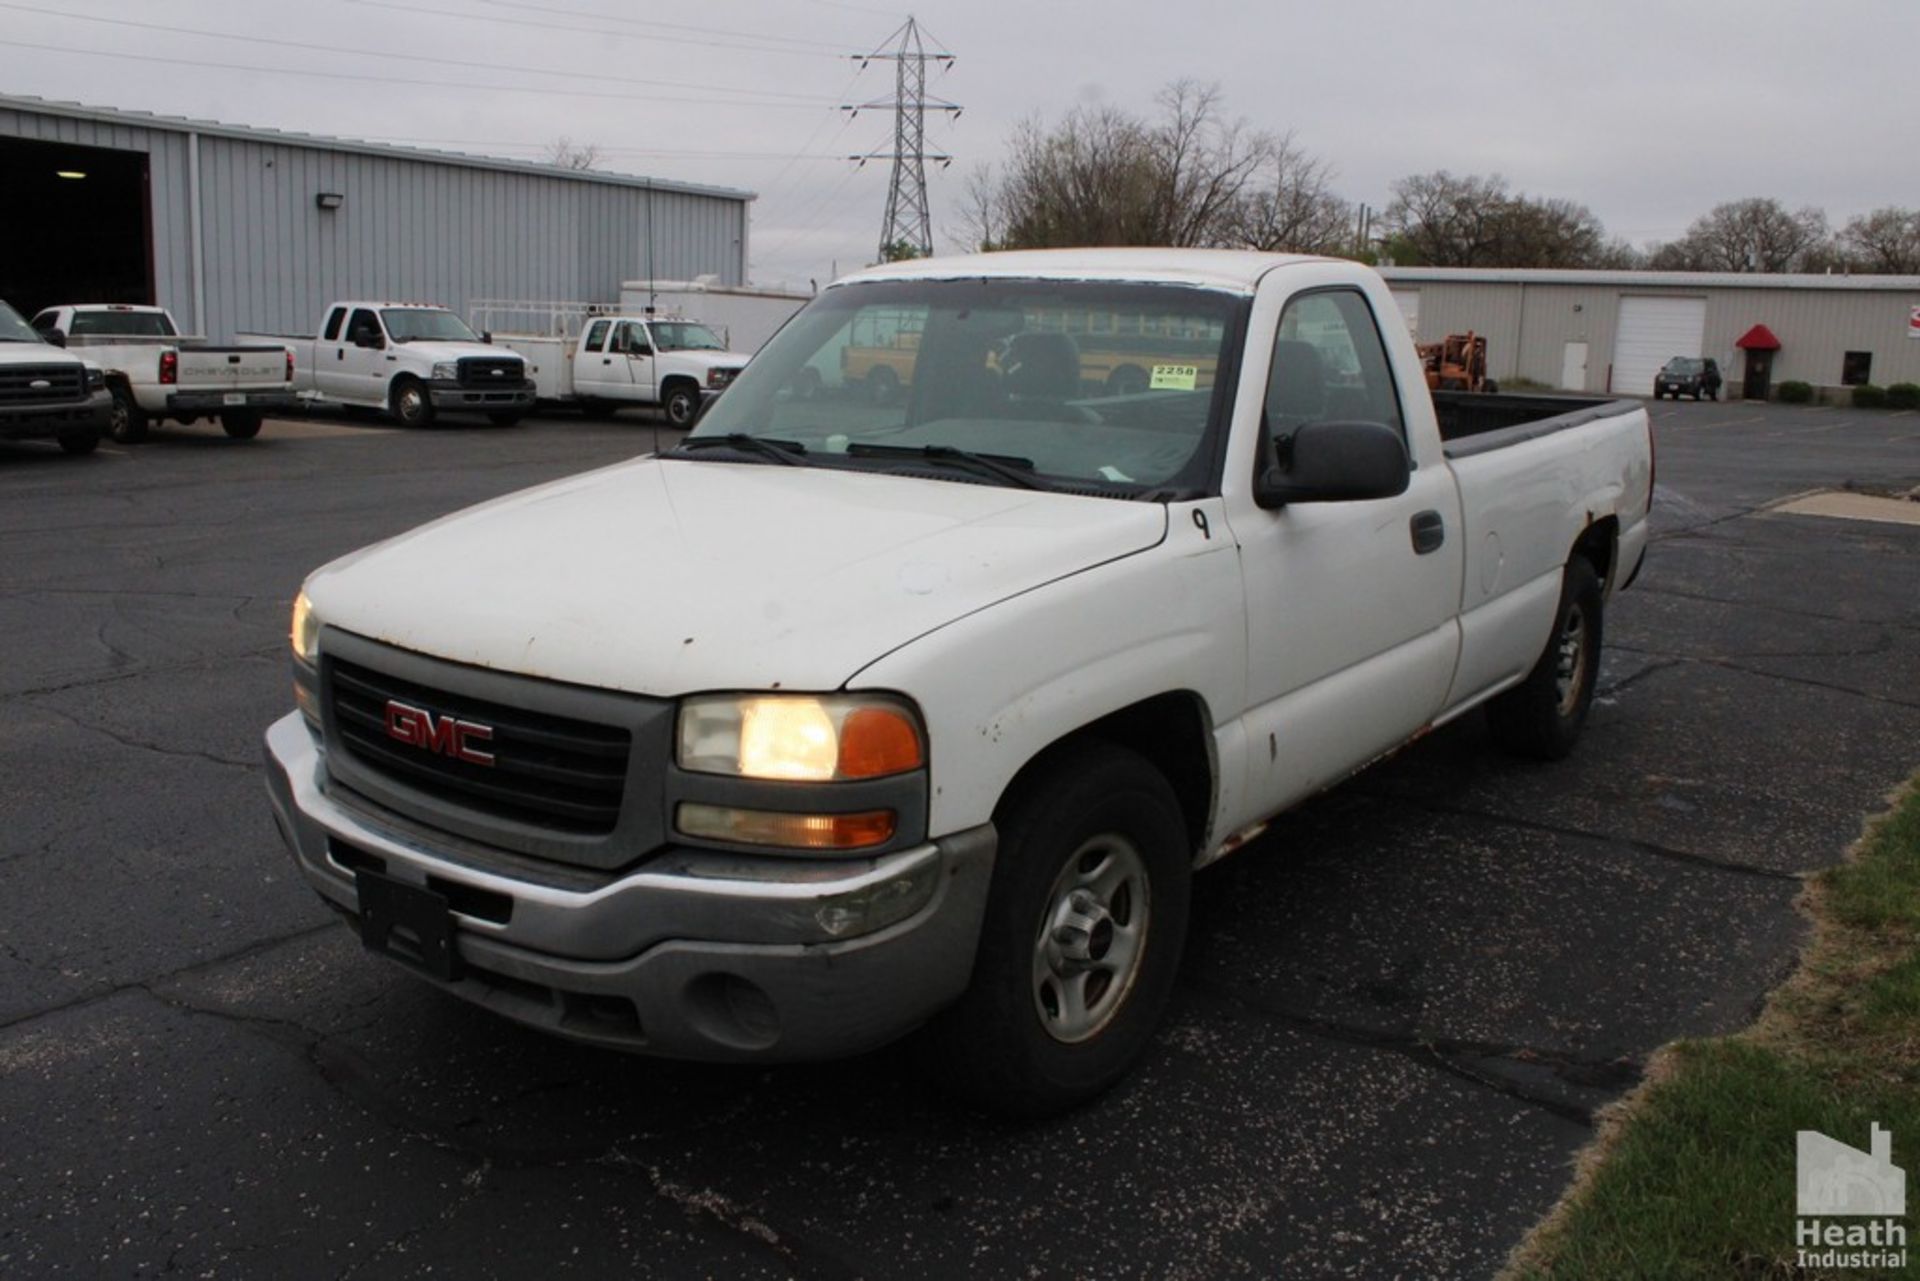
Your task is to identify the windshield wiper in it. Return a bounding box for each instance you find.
[670,433,809,466]
[846,442,1049,490]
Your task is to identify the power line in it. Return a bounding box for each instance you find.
[0,38,839,109]
[464,0,850,52]
[0,2,830,105]
[340,0,849,59]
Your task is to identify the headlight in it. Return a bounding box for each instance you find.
[677,694,924,781]
[84,367,105,391]
[431,361,459,381]
[290,590,320,665]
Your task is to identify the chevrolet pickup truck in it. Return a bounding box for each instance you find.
[30,304,297,442]
[264,250,1653,1116]
[239,302,533,428]
[0,299,109,455]
[474,304,750,427]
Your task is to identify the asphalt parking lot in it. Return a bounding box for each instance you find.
[3,398,1918,1279]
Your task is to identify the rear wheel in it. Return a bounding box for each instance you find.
[390,376,434,428]
[662,382,701,428]
[1105,364,1150,397]
[109,384,148,444]
[58,427,101,455]
[866,366,900,405]
[1486,557,1604,760]
[923,742,1191,1118]
[220,411,263,439]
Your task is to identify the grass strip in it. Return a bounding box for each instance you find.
[1506,779,1920,1280]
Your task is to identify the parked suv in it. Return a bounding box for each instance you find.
[1654,356,1721,401]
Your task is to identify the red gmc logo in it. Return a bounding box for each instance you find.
[383,699,496,766]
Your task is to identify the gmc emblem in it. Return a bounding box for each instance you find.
[384,699,495,766]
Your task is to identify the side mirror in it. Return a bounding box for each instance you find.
[43,330,66,348]
[481,331,493,345]
[1254,420,1410,509]
[354,332,383,350]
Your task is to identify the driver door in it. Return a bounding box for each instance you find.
[619,321,657,403]
[334,308,389,405]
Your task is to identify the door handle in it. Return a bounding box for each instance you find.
[1410,510,1445,554]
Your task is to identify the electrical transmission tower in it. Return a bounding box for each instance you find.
[845,18,958,262]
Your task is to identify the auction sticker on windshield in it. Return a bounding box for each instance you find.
[1151,364,1198,390]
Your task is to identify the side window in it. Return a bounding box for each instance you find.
[1266,289,1405,441]
[322,307,346,341]
[584,319,610,353]
[346,308,380,344]
[621,322,652,354]
[30,310,58,333]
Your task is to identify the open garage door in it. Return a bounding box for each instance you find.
[0,137,153,319]
[1613,295,1706,396]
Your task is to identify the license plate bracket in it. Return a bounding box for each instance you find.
[223,392,247,406]
[356,870,461,981]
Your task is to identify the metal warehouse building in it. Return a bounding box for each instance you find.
[0,94,752,341]
[1379,267,1920,401]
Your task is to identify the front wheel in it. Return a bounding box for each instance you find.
[662,383,701,428]
[1486,557,1604,760]
[390,376,435,428]
[220,411,263,439]
[923,742,1191,1118]
[109,385,148,444]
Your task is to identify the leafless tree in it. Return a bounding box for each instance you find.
[1382,171,1616,268]
[1840,207,1920,274]
[1223,133,1354,255]
[1646,198,1831,272]
[543,137,603,171]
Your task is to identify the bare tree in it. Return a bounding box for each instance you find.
[1223,133,1353,255]
[543,137,603,171]
[1647,198,1832,272]
[1840,207,1920,274]
[951,163,1007,253]
[1145,81,1270,247]
[1382,171,1616,268]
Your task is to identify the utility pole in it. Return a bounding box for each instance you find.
[845,17,958,263]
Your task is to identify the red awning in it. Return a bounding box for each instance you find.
[1735,324,1782,351]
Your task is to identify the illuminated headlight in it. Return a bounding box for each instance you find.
[431,361,460,381]
[290,589,320,665]
[677,694,924,781]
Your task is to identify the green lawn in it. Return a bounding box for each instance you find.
[1507,780,1920,1280]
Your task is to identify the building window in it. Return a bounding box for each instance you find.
[1842,351,1873,386]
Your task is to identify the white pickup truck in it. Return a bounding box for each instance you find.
[476,305,750,427]
[0,299,111,455]
[30,304,296,442]
[264,250,1652,1116]
[239,303,534,428]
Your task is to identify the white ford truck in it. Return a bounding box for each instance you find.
[30,304,297,442]
[0,299,111,455]
[474,304,751,427]
[239,302,533,428]
[264,250,1652,1115]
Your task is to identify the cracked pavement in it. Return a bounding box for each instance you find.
[2,402,1917,1278]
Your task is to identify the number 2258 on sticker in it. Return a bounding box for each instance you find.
[1150,365,1198,390]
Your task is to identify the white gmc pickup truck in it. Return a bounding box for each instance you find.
[240,302,534,427]
[264,250,1652,1115]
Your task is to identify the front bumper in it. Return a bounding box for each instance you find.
[263,712,995,1060]
[0,389,112,440]
[166,389,303,415]
[428,379,536,411]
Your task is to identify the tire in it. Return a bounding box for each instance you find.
[923,741,1191,1118]
[1105,364,1150,397]
[58,427,101,455]
[487,412,526,427]
[109,384,148,444]
[1482,378,1499,395]
[389,375,435,428]
[1486,557,1604,761]
[866,366,900,405]
[662,382,701,428]
[220,411,263,439]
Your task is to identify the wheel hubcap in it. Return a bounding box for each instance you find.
[1032,834,1151,1044]
[1554,602,1589,716]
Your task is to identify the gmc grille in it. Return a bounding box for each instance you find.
[328,658,630,835]
[456,357,524,387]
[0,363,85,404]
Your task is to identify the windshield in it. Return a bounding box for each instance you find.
[0,302,38,342]
[689,278,1243,497]
[1664,358,1703,374]
[381,308,479,343]
[651,322,726,352]
[70,309,177,337]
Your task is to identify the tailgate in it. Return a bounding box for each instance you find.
[176,346,288,388]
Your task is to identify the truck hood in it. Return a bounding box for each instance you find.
[401,340,520,363]
[305,458,1167,696]
[667,349,751,370]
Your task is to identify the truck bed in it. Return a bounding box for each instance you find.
[1432,391,1639,459]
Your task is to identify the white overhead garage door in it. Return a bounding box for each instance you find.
[1613,295,1706,395]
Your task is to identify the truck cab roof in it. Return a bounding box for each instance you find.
[844,248,1332,294]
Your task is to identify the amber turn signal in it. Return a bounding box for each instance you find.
[677,804,897,850]
[836,706,924,779]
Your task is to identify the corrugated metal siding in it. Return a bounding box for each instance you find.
[1,104,749,341]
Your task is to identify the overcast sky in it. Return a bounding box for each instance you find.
[4,0,1912,289]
